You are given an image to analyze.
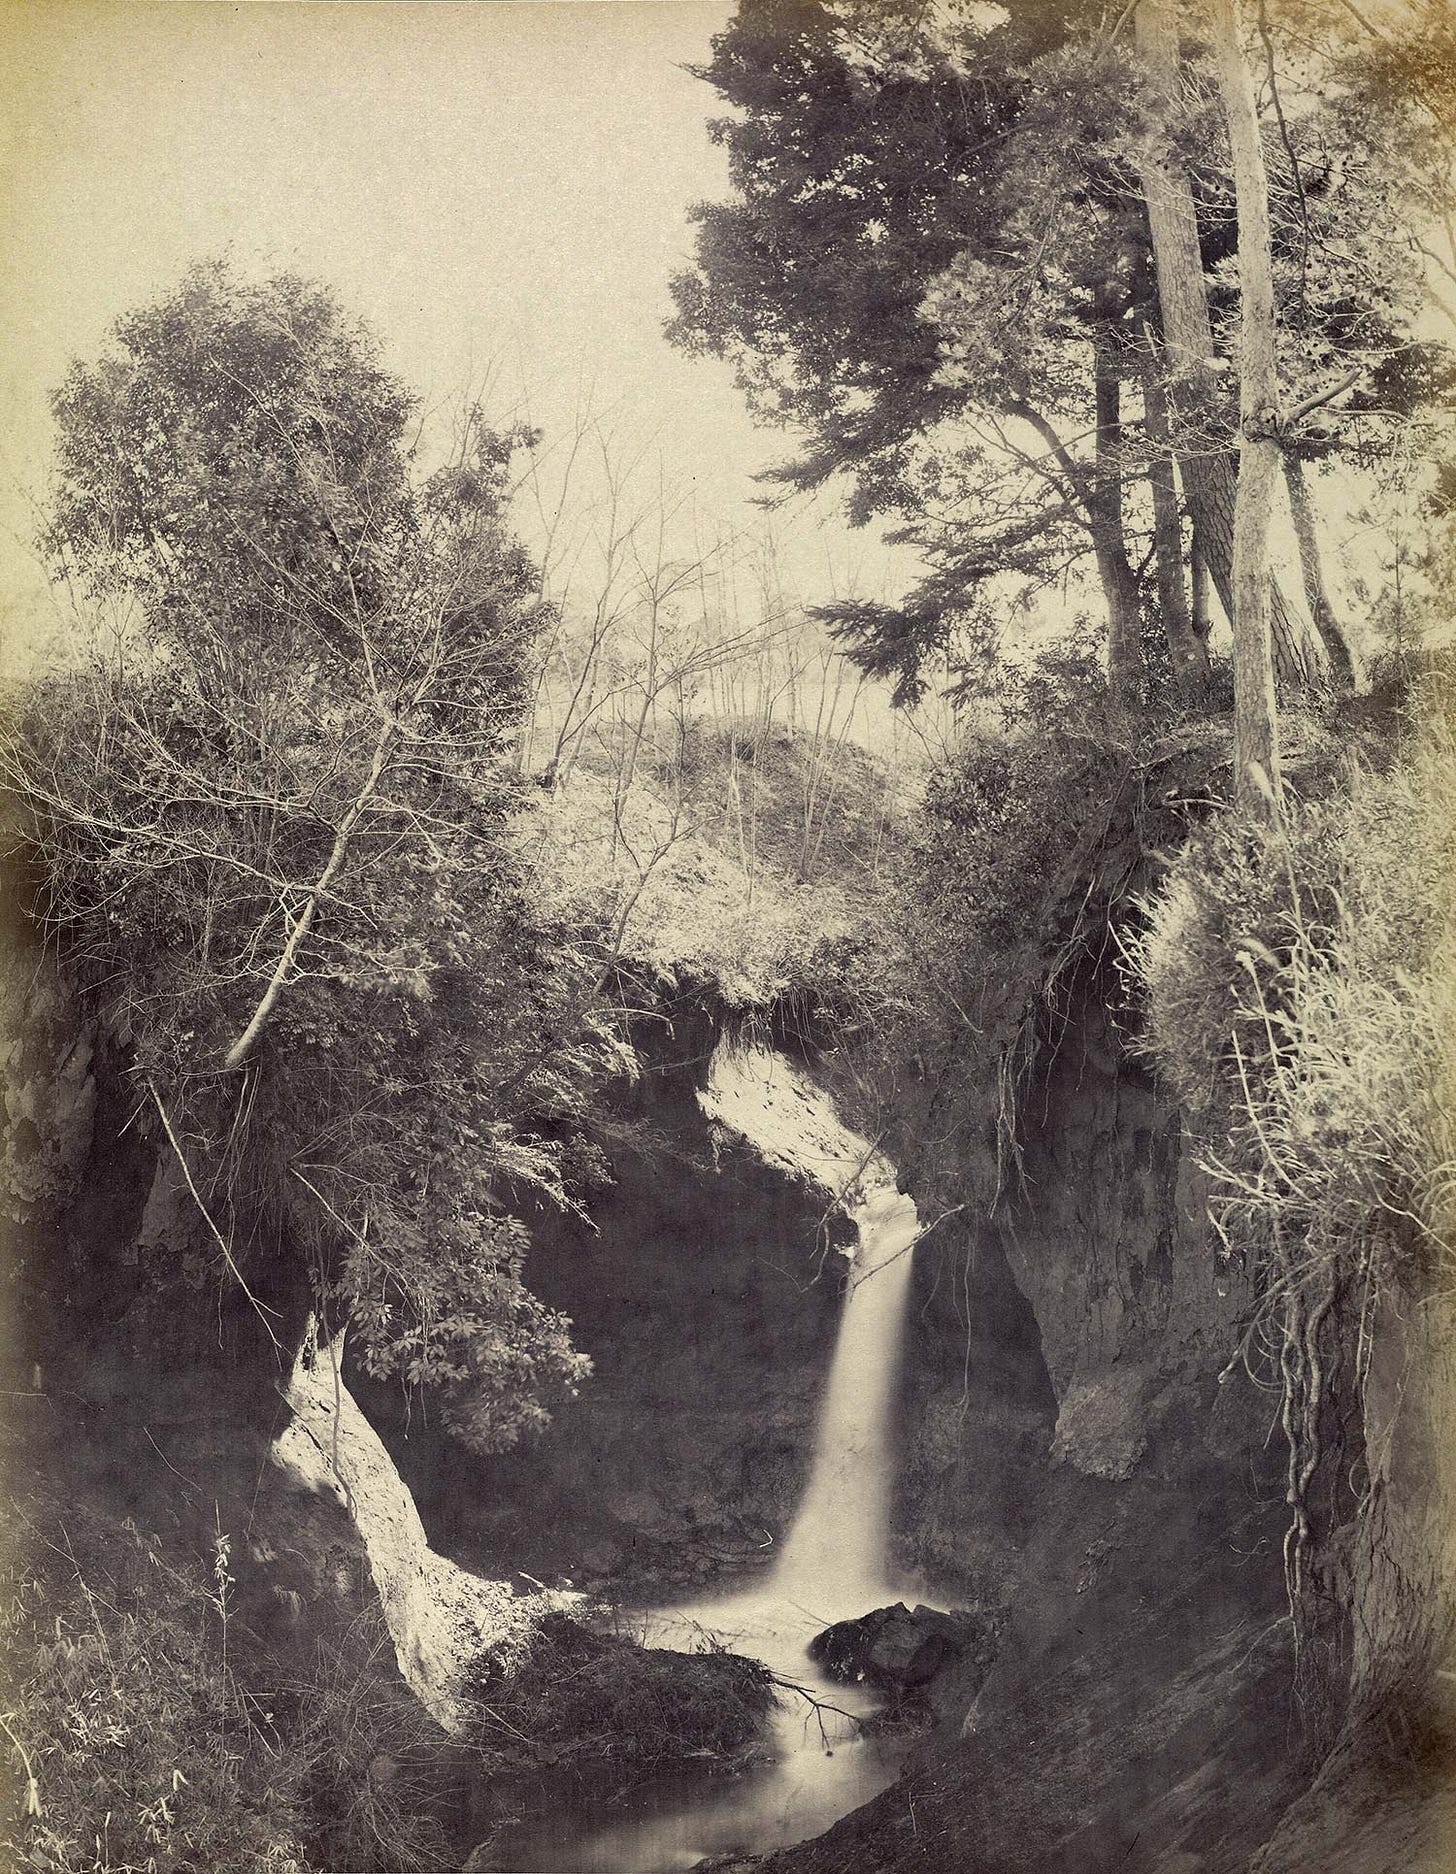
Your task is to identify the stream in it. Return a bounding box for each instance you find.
[482,1048,924,1874]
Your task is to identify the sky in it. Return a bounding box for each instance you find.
[4,1,1432,698]
[0,0,913,664]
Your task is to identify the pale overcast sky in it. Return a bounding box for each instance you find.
[1,0,913,660]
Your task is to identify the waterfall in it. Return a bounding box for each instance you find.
[770,1176,920,1609]
[487,1043,923,1872]
[699,1042,920,1616]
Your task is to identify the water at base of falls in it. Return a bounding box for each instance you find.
[479,1048,924,1874]
[489,1581,914,1874]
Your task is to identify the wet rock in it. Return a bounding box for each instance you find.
[808,1602,985,1693]
[1049,1362,1154,1482]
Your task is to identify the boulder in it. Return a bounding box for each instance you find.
[808,1602,984,1694]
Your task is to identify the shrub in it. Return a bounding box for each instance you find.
[832,626,1223,1201]
[525,719,902,1015]
[461,1610,775,1787]
[1135,705,1454,1293]
[288,1617,457,1874]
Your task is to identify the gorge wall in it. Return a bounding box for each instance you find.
[742,950,1456,1873]
[363,997,1063,1615]
[765,960,1306,1872]
[0,926,536,1743]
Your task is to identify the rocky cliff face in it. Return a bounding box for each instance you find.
[276,1333,570,1733]
[890,1201,1056,1607]
[1246,1278,1456,1874]
[0,928,534,1732]
[708,932,1443,1874]
[10,900,1451,1870]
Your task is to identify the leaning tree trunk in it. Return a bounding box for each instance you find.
[1133,0,1323,693]
[1283,452,1363,691]
[1092,351,1145,706]
[1207,0,1284,822]
[1138,316,1210,692]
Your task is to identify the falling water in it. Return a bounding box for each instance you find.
[488,1044,922,1873]
[692,1041,920,1614]
[770,1175,920,1609]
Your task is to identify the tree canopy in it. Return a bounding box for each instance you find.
[669,0,1445,719]
[7,263,620,1449]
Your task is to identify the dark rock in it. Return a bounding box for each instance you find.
[808,1602,986,1694]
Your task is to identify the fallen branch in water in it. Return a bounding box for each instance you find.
[770,1674,868,1749]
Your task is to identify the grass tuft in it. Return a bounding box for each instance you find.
[0,1500,456,1873]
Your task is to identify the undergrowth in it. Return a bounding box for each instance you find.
[830,631,1254,1207]
[0,1502,455,1874]
[0,1496,782,1874]
[524,718,903,1014]
[461,1608,775,1789]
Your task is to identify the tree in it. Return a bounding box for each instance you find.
[1131,0,1317,692]
[668,0,1329,703]
[672,0,1439,715]
[1330,0,1456,335]
[1204,0,1286,816]
[1140,0,1448,806]
[5,263,616,1449]
[669,0,1188,704]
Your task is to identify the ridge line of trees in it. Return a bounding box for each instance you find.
[667,0,1453,818]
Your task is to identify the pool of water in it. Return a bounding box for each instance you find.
[478,1581,914,1874]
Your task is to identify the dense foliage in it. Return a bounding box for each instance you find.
[3,264,622,1450]
[670,0,1447,741]
[1129,670,1455,1691]
[822,632,1232,1201]
[1136,709,1452,1277]
[464,1610,775,1792]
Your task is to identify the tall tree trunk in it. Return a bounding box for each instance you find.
[1133,0,1322,693]
[1092,352,1144,705]
[1207,0,1284,822]
[1138,317,1210,691]
[1283,452,1363,691]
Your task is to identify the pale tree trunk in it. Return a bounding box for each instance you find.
[1191,539,1213,644]
[1138,317,1210,692]
[1283,452,1363,691]
[1206,0,1283,822]
[1133,0,1323,693]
